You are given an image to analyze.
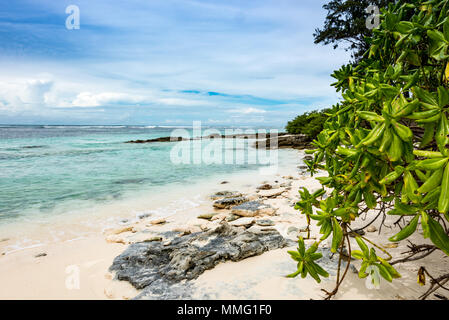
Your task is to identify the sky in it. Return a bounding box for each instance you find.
[0,0,351,126]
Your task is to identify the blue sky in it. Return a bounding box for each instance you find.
[0,0,351,126]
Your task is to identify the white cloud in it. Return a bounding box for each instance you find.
[72,92,145,107]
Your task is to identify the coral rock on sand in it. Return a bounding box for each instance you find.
[148,218,166,225]
[231,201,276,217]
[257,188,285,199]
[256,219,275,227]
[210,191,242,200]
[197,213,217,220]
[229,217,255,227]
[213,197,249,209]
[257,183,273,190]
[109,222,288,299]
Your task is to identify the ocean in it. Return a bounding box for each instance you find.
[0,125,297,227]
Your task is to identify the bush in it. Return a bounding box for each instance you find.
[285,109,329,138]
[289,0,449,299]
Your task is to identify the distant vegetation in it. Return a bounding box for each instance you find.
[285,109,329,138]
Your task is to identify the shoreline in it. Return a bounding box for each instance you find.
[0,149,448,300]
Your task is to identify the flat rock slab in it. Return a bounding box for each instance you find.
[258,188,285,198]
[213,196,248,209]
[109,223,288,299]
[232,201,276,217]
[229,217,255,227]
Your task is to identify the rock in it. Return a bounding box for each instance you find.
[108,226,134,235]
[210,213,228,221]
[220,181,229,184]
[197,213,217,220]
[257,188,285,198]
[349,229,365,237]
[137,213,152,220]
[256,219,275,227]
[257,184,272,190]
[213,197,248,209]
[254,134,310,149]
[303,155,313,161]
[109,223,288,298]
[280,182,292,188]
[287,226,299,235]
[226,214,240,222]
[366,226,377,233]
[298,165,308,170]
[210,191,242,200]
[350,264,358,274]
[106,235,129,244]
[229,217,255,227]
[149,218,166,225]
[143,236,163,243]
[383,243,399,249]
[282,175,294,180]
[34,253,47,258]
[231,201,276,217]
[0,238,10,243]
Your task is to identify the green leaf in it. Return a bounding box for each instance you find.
[388,214,419,242]
[331,217,343,253]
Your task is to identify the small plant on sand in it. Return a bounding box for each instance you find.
[289,0,449,299]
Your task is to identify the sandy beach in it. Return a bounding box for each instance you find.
[0,149,448,300]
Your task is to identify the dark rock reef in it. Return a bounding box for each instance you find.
[109,222,288,299]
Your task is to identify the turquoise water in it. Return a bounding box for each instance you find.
[0,125,282,225]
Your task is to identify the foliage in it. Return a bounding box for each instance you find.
[314,0,391,61]
[285,109,330,138]
[289,0,449,299]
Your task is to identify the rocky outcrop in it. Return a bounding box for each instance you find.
[231,201,276,217]
[126,133,289,144]
[254,134,310,149]
[213,196,249,209]
[109,223,288,299]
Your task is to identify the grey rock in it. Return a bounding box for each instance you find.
[350,229,366,237]
[210,191,243,200]
[34,253,47,258]
[231,201,276,217]
[256,219,275,227]
[257,184,273,190]
[367,225,377,233]
[254,134,310,149]
[287,226,299,235]
[137,213,152,220]
[229,217,255,227]
[213,197,248,209]
[197,213,217,220]
[220,181,229,184]
[110,223,287,299]
[226,214,240,222]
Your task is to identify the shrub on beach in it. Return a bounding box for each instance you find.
[285,109,329,138]
[289,0,449,299]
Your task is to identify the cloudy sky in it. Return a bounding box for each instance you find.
[0,0,351,126]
